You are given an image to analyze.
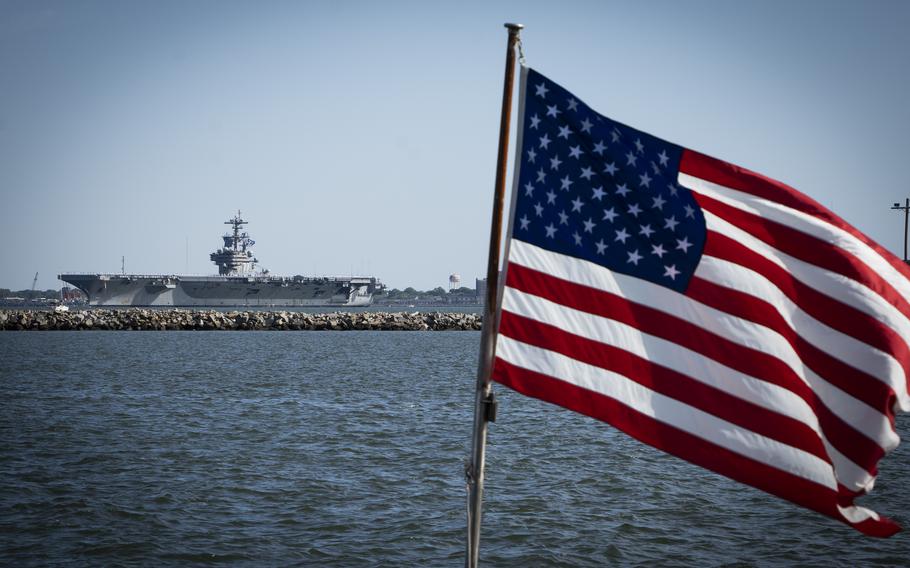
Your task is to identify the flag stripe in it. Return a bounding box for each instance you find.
[694,190,910,325]
[701,232,910,405]
[496,334,838,488]
[507,240,896,450]
[498,298,875,490]
[500,307,828,459]
[492,355,900,537]
[686,270,894,417]
[695,254,905,405]
[702,211,910,411]
[503,261,882,487]
[679,149,910,286]
[503,280,818,427]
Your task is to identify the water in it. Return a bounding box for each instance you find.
[1,332,908,566]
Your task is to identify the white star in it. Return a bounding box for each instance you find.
[583,218,596,233]
[676,237,693,253]
[580,167,594,180]
[625,151,638,166]
[615,228,630,243]
[684,204,696,218]
[628,203,642,217]
[547,104,561,118]
[558,210,569,225]
[550,155,562,170]
[534,202,544,217]
[567,98,579,111]
[664,264,680,280]
[568,145,583,159]
[611,129,621,143]
[664,216,679,231]
[519,215,530,230]
[634,138,645,153]
[595,239,607,254]
[536,169,546,183]
[603,207,618,222]
[603,162,618,176]
[651,243,667,258]
[572,231,583,246]
[571,197,584,212]
[591,186,606,200]
[627,250,643,265]
[546,189,556,204]
[593,140,607,155]
[615,183,631,197]
[539,134,551,150]
[545,223,557,238]
[526,148,537,163]
[530,114,541,129]
[668,183,679,196]
[535,83,549,98]
[651,195,666,209]
[524,182,534,196]
[658,150,669,167]
[639,172,652,188]
[651,161,660,174]
[580,118,593,133]
[557,125,571,139]
[560,176,574,191]
[639,224,654,238]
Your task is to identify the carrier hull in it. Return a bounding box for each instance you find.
[58,274,380,307]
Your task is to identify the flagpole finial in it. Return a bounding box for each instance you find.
[504,22,524,31]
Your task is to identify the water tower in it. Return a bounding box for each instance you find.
[449,273,461,291]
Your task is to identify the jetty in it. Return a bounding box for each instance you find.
[0,309,481,331]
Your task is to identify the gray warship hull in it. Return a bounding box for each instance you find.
[58,274,380,307]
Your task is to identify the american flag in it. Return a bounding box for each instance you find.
[491,67,909,537]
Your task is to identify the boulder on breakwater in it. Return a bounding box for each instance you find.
[0,309,483,331]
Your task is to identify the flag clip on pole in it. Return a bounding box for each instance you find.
[465,22,523,568]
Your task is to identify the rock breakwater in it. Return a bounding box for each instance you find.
[0,309,482,331]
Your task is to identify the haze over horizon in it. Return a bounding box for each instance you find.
[2,0,908,291]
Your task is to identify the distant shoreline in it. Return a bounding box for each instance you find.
[0,308,482,331]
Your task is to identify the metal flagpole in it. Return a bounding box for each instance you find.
[465,22,523,568]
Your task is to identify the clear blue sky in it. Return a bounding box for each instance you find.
[1,0,908,291]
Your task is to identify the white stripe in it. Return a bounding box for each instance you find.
[679,171,910,306]
[502,286,875,491]
[837,504,880,524]
[497,334,839,490]
[507,239,898,450]
[702,209,910,413]
[695,255,910,411]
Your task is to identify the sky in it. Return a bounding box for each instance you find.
[1,0,908,291]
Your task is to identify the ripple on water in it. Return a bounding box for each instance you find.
[1,331,908,566]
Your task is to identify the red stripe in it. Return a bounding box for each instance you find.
[686,274,892,422]
[695,191,910,324]
[704,231,910,400]
[499,310,830,462]
[505,262,887,470]
[680,149,910,284]
[491,357,900,537]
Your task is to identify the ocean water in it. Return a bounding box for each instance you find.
[1,331,908,566]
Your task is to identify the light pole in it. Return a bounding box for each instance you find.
[891,198,910,262]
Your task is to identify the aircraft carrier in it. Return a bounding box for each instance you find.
[59,212,384,307]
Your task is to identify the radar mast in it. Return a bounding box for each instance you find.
[209,210,258,275]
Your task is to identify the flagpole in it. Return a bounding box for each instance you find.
[466,22,523,568]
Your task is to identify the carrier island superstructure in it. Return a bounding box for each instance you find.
[59,212,384,307]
